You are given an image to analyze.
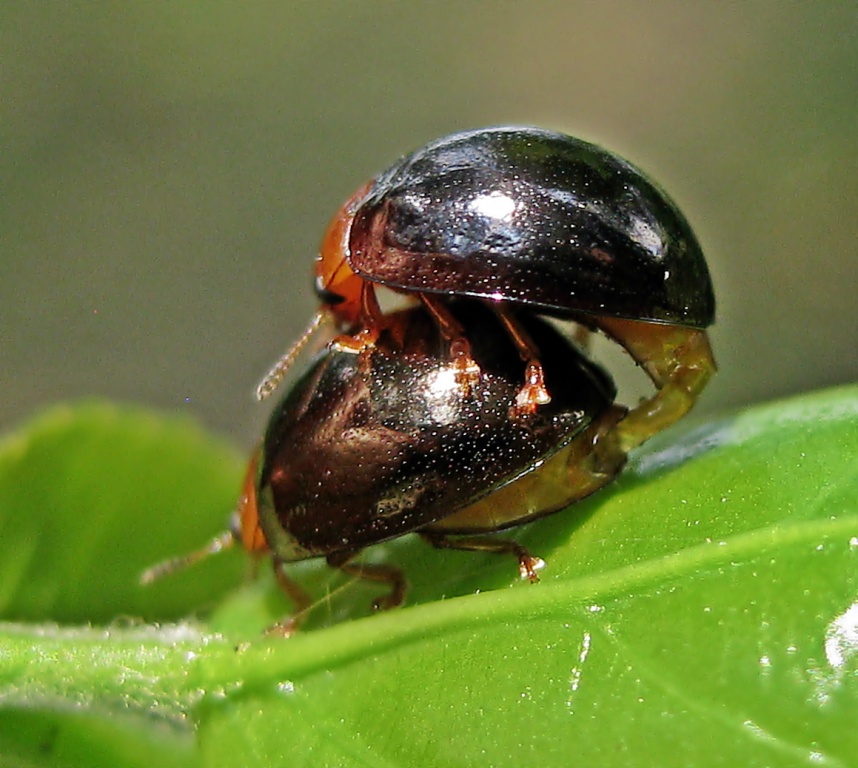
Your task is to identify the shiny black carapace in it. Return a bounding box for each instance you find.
[261,126,716,455]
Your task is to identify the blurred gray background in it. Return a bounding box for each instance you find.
[2,3,856,447]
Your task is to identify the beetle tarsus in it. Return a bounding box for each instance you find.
[330,326,380,355]
[419,293,483,393]
[329,281,387,356]
[492,307,553,416]
[449,337,482,393]
[512,360,552,417]
[420,531,544,583]
[518,554,546,583]
[264,617,301,638]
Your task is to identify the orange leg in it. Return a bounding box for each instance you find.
[419,531,545,582]
[264,556,314,637]
[418,293,482,391]
[326,550,408,612]
[329,281,386,354]
[588,316,716,454]
[492,305,552,416]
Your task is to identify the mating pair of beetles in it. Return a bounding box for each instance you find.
[145,126,716,629]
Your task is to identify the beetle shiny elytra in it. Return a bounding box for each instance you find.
[260,126,716,455]
[144,303,627,631]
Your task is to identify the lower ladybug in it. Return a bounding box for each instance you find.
[259,126,715,455]
[144,302,627,632]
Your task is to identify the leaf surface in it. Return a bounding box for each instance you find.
[1,388,856,767]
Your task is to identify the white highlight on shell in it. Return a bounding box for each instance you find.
[469,191,517,220]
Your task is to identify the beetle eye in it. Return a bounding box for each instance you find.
[314,276,346,306]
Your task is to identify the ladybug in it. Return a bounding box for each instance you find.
[144,302,627,631]
[260,126,716,454]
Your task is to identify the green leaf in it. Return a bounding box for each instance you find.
[0,402,245,624]
[1,388,856,767]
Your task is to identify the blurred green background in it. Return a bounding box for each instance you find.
[2,3,856,447]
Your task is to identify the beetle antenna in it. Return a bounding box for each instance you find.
[255,310,327,400]
[139,523,238,586]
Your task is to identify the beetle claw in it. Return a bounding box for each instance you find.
[511,362,552,417]
[519,554,546,583]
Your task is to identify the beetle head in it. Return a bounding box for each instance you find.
[315,182,373,328]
